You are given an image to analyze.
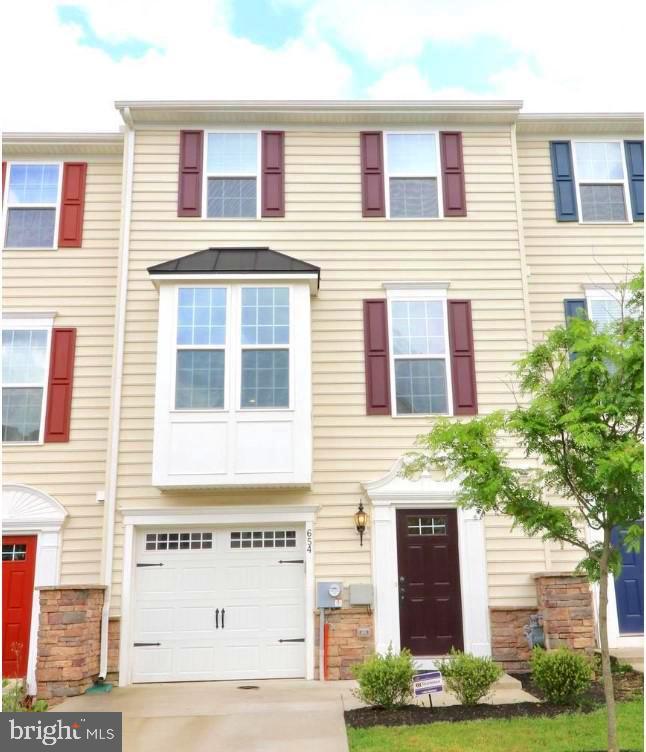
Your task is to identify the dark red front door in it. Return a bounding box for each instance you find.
[2,536,37,677]
[397,509,463,655]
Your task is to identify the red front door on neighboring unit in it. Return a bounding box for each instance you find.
[2,535,37,677]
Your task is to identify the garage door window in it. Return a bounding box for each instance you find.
[145,532,213,551]
[230,530,296,549]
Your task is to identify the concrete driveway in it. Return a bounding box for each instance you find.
[53,679,352,752]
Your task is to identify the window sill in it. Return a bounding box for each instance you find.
[4,246,58,251]
[386,216,444,221]
[577,220,633,226]
[391,412,452,419]
[2,441,44,446]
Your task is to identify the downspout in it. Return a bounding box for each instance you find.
[98,110,135,679]
[510,121,533,351]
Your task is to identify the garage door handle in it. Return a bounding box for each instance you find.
[215,609,219,629]
[279,559,304,564]
[136,563,164,567]
[133,642,161,647]
[279,638,305,643]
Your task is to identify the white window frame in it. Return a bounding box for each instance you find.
[384,131,444,220]
[584,285,627,327]
[172,285,229,412]
[237,284,293,411]
[202,130,261,220]
[572,139,633,225]
[1,314,54,445]
[385,286,453,417]
[2,161,64,250]
[170,284,293,414]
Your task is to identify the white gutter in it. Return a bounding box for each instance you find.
[98,112,135,680]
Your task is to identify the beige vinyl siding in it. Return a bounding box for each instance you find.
[517,132,643,578]
[110,125,544,612]
[2,155,122,584]
[517,134,643,342]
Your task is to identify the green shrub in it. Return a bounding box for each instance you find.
[2,680,48,712]
[437,649,503,705]
[530,647,593,705]
[352,646,416,709]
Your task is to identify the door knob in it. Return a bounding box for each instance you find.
[215,608,219,628]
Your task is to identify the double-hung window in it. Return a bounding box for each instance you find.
[241,287,290,408]
[4,163,61,248]
[572,142,631,222]
[385,133,442,218]
[205,133,259,218]
[2,326,51,442]
[175,288,227,409]
[585,288,624,329]
[388,293,451,414]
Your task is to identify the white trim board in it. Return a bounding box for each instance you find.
[117,504,318,687]
[363,460,491,663]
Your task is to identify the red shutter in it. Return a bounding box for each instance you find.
[178,130,203,217]
[44,328,76,442]
[58,162,87,247]
[360,132,385,217]
[2,161,6,204]
[448,300,478,415]
[363,299,391,414]
[261,131,285,217]
[440,132,467,217]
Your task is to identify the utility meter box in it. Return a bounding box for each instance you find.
[349,583,373,606]
[317,581,343,609]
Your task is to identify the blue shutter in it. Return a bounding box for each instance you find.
[625,140,644,222]
[564,299,587,322]
[550,141,578,221]
[564,298,587,361]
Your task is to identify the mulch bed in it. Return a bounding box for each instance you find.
[345,670,644,729]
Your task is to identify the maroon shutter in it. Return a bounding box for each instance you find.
[363,299,391,414]
[447,300,478,415]
[44,328,77,442]
[360,132,385,217]
[261,131,285,217]
[58,162,87,247]
[178,130,203,217]
[440,132,467,217]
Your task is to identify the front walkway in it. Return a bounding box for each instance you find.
[53,679,352,752]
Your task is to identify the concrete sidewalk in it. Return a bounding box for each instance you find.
[54,679,352,752]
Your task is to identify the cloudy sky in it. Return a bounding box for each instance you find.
[3,0,644,131]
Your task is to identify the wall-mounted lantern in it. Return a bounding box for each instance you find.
[354,501,368,546]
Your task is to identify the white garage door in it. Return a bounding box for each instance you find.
[132,526,306,683]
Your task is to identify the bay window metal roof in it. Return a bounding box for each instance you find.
[147,247,320,288]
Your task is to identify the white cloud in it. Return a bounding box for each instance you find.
[2,0,644,132]
[1,0,354,131]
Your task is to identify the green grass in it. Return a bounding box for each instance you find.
[347,698,644,752]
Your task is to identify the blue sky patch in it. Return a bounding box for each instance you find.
[229,0,303,48]
[416,36,528,92]
[57,5,162,61]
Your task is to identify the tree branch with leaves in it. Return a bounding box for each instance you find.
[402,269,643,752]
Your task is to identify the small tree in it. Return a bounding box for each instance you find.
[403,271,643,752]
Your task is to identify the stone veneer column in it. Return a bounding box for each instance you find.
[489,607,539,671]
[533,572,597,651]
[36,586,106,704]
[315,608,374,680]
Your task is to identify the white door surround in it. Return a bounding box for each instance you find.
[362,461,491,667]
[118,505,318,686]
[2,484,67,694]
